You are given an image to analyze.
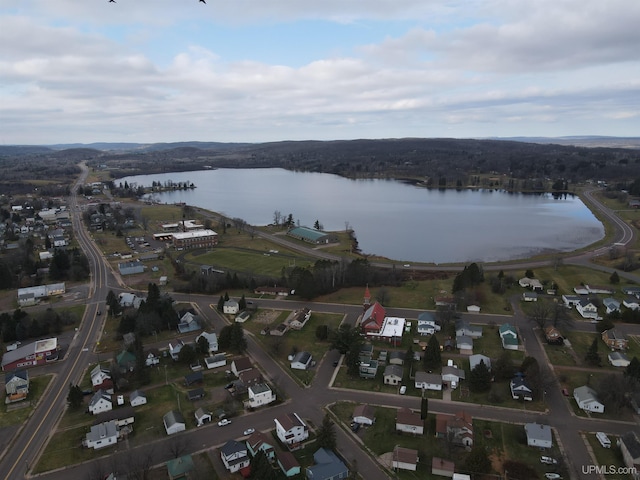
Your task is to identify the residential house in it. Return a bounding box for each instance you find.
[431,457,455,478]
[358,357,378,379]
[231,356,253,376]
[392,447,418,472]
[167,455,195,480]
[609,352,631,367]
[396,407,424,435]
[290,351,313,370]
[254,286,289,296]
[519,277,543,291]
[169,340,185,361]
[576,299,599,319]
[352,404,376,426]
[414,371,442,391]
[88,390,113,415]
[522,292,538,302]
[573,285,590,295]
[95,406,135,428]
[119,292,144,309]
[118,260,145,276]
[194,407,212,426]
[90,364,112,391]
[603,297,621,314]
[388,351,405,366]
[306,448,349,480]
[455,319,483,338]
[544,327,564,345]
[116,350,136,373]
[239,368,263,388]
[469,354,491,372]
[383,365,403,386]
[289,308,312,329]
[220,440,250,473]
[246,383,276,408]
[602,328,629,350]
[623,286,640,296]
[195,331,218,354]
[177,311,201,334]
[144,350,160,367]
[562,295,582,307]
[163,410,186,435]
[130,390,147,407]
[223,300,240,315]
[442,364,465,389]
[574,385,605,413]
[84,420,118,450]
[275,412,309,449]
[205,353,227,369]
[466,304,481,313]
[524,423,553,449]
[618,432,640,480]
[624,296,640,310]
[499,323,519,350]
[510,375,533,401]
[246,431,276,461]
[586,285,616,295]
[456,335,473,352]
[277,451,302,478]
[417,311,440,335]
[446,411,474,447]
[236,311,251,323]
[4,369,29,403]
[360,302,386,336]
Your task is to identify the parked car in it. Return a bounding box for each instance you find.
[561,388,569,396]
[218,419,231,427]
[540,456,558,465]
[243,428,255,436]
[399,385,407,395]
[6,341,21,352]
[545,474,562,480]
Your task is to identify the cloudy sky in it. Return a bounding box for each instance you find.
[1,0,639,145]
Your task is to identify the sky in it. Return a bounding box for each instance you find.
[1,0,639,145]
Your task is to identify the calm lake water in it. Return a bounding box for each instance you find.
[117,168,604,264]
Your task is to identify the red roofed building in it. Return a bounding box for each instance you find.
[361,302,386,336]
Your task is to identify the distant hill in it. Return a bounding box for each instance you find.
[500,136,640,149]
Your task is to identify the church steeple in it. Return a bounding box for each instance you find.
[363,284,371,311]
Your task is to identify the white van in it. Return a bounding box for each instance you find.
[596,432,611,448]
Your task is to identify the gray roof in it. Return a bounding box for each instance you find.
[292,351,312,365]
[307,448,349,479]
[415,371,442,384]
[220,439,246,457]
[574,385,601,404]
[163,410,185,427]
[384,365,404,378]
[524,423,552,443]
[89,390,111,407]
[86,420,117,443]
[621,432,640,460]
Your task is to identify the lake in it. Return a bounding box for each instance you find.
[116,168,604,264]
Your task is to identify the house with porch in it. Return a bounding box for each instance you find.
[574,385,605,413]
[274,412,309,450]
[417,311,440,335]
[576,299,599,319]
[524,423,553,448]
[383,365,403,385]
[220,440,250,474]
[246,431,276,462]
[5,369,29,403]
[602,328,628,350]
[84,420,119,450]
[88,390,113,415]
[246,383,276,408]
[396,407,423,436]
[415,371,442,391]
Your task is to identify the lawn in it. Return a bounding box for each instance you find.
[0,375,54,428]
[584,432,630,477]
[34,425,96,472]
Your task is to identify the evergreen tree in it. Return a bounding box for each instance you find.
[218,325,233,350]
[625,356,640,382]
[196,335,210,355]
[420,395,429,420]
[610,271,620,284]
[67,384,84,410]
[177,344,196,364]
[423,335,441,370]
[217,295,225,312]
[462,446,492,475]
[316,414,337,450]
[239,294,247,311]
[469,360,492,392]
[585,337,601,366]
[250,451,275,480]
[224,292,230,302]
[493,351,515,381]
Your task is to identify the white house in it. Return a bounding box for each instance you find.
[414,371,442,391]
[220,440,250,473]
[88,390,113,415]
[455,320,483,338]
[274,413,309,447]
[144,350,160,367]
[290,351,313,370]
[466,305,481,313]
[169,340,185,361]
[396,407,424,435]
[163,410,186,435]
[510,376,533,401]
[499,323,519,350]
[247,383,276,408]
[519,277,543,291]
[522,292,538,302]
[608,352,631,368]
[84,420,118,450]
[90,364,111,388]
[195,331,219,354]
[574,385,605,413]
[223,300,240,315]
[442,365,465,389]
[456,335,473,352]
[417,312,440,335]
[524,423,553,449]
[383,365,403,385]
[562,295,582,307]
[130,390,147,407]
[352,404,376,426]
[469,354,491,371]
[205,353,227,369]
[392,447,419,472]
[576,299,599,319]
[624,296,640,310]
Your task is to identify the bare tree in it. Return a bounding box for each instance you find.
[273,210,282,226]
[528,300,553,329]
[165,436,192,459]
